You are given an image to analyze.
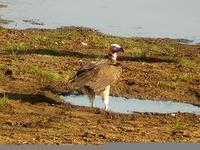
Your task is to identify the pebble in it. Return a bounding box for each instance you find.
[81,42,88,46]
[171,113,176,117]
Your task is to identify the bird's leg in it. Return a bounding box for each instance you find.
[101,85,110,111]
[87,92,95,108]
[89,97,95,108]
[83,86,95,108]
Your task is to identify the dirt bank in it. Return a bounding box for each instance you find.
[0,27,199,104]
[0,27,200,144]
[0,99,200,144]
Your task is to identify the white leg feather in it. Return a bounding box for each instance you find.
[101,85,110,111]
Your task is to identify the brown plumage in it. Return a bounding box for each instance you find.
[71,44,123,111]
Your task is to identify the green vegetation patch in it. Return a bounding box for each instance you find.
[0,63,4,67]
[151,42,178,52]
[3,40,29,51]
[86,31,136,49]
[159,81,179,88]
[178,58,199,68]
[0,96,9,108]
[26,65,62,81]
[171,120,184,130]
[150,45,162,52]
[128,47,145,56]
[31,34,48,41]
[60,116,71,125]
[172,73,192,82]
[163,43,178,53]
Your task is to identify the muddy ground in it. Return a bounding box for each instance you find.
[0,100,200,144]
[0,27,200,144]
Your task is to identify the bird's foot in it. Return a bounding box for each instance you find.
[91,102,94,108]
[105,105,108,111]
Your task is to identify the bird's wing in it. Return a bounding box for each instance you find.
[71,62,122,92]
[70,62,97,80]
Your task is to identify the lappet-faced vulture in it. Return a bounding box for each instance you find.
[71,44,124,111]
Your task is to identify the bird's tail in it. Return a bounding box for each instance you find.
[82,86,95,102]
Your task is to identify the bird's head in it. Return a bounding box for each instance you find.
[109,44,124,61]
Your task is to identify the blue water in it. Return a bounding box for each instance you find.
[1,0,200,43]
[60,95,200,115]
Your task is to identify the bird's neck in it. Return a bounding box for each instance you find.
[109,52,117,61]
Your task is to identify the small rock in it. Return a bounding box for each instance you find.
[98,134,106,139]
[5,69,13,76]
[81,42,88,46]
[5,121,15,126]
[171,113,176,117]
[22,141,28,144]
[82,132,95,138]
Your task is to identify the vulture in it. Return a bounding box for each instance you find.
[70,44,124,111]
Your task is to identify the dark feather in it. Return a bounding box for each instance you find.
[71,60,122,92]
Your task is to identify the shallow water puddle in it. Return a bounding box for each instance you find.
[60,95,200,115]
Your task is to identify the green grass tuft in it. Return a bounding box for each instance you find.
[163,44,178,53]
[60,116,71,125]
[178,58,199,68]
[0,96,9,108]
[151,45,162,52]
[159,81,179,88]
[31,35,48,41]
[128,47,145,56]
[0,63,5,67]
[3,40,29,52]
[172,120,184,130]
[172,73,191,82]
[26,65,62,81]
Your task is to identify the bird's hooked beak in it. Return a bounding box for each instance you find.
[110,44,124,53]
[119,47,124,52]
